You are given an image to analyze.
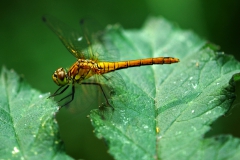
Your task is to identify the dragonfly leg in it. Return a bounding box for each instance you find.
[48,85,70,98]
[48,84,75,109]
[81,82,114,110]
[101,74,116,96]
[57,85,75,108]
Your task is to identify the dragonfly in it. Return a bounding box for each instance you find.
[43,15,180,109]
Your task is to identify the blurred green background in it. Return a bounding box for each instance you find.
[1,0,240,159]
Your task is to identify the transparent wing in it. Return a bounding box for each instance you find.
[79,18,119,62]
[95,26,120,62]
[85,72,126,101]
[42,15,94,59]
[43,15,119,62]
[100,72,126,95]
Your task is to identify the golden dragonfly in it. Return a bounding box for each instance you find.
[43,15,179,109]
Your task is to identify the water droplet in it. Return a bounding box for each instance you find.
[12,147,19,154]
[191,110,195,114]
[206,111,211,115]
[208,98,217,104]
[77,37,83,41]
[143,125,148,129]
[191,126,197,131]
[192,83,197,89]
[39,95,43,98]
[175,131,181,135]
[157,136,162,140]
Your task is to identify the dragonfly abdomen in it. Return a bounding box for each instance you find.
[97,57,179,74]
[125,57,179,66]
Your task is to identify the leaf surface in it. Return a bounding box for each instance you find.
[0,67,72,159]
[89,17,240,160]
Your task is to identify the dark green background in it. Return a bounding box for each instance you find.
[1,0,240,159]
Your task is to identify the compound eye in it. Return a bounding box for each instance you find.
[53,72,58,78]
[52,68,69,86]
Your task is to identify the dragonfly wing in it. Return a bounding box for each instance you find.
[91,72,126,98]
[79,18,119,62]
[42,15,91,59]
[78,19,97,60]
[102,72,126,93]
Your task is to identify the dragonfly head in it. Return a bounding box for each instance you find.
[52,68,69,86]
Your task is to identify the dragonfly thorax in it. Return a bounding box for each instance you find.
[52,68,70,86]
[66,59,99,83]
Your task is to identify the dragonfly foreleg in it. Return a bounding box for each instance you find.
[48,85,70,98]
[57,85,75,108]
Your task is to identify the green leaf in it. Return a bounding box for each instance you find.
[89,17,240,160]
[0,67,72,159]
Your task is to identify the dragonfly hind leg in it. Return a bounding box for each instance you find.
[81,82,114,111]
